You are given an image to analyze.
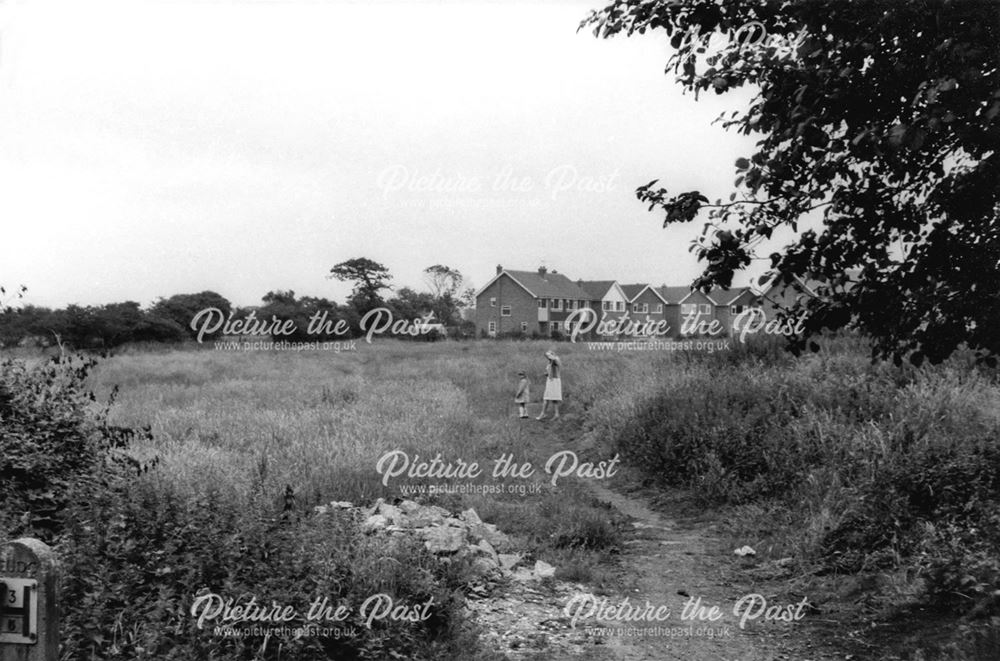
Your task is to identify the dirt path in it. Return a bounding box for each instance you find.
[500,415,853,661]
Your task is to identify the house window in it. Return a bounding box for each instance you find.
[551,321,561,332]
[501,305,511,317]
[520,321,528,332]
[640,303,649,313]
[632,303,640,313]
[616,301,625,312]
[699,304,711,315]
[731,305,746,315]
[551,299,563,311]
[681,303,697,316]
[488,321,497,334]
[490,297,496,308]
[655,304,663,314]
[602,301,611,311]
[537,299,546,308]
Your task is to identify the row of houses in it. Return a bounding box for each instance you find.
[474,265,812,339]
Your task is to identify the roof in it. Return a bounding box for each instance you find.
[620,284,670,304]
[655,286,694,304]
[576,280,617,300]
[477,269,592,300]
[718,286,756,306]
[619,284,645,301]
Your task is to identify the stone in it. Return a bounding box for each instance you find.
[460,508,483,526]
[362,514,389,533]
[422,526,466,554]
[469,522,513,552]
[405,506,447,528]
[510,567,538,582]
[498,553,522,571]
[378,503,406,526]
[470,555,501,580]
[366,498,385,517]
[533,560,556,579]
[475,539,499,563]
[330,501,353,509]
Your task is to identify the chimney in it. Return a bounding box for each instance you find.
[538,266,548,277]
[496,264,503,275]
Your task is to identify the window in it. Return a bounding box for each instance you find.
[655,304,663,314]
[537,299,546,308]
[520,321,528,332]
[700,304,711,315]
[731,305,746,315]
[488,321,497,334]
[681,303,697,316]
[616,301,625,312]
[551,321,561,332]
[640,303,649,313]
[551,299,563,311]
[569,300,577,310]
[602,301,611,311]
[490,297,496,307]
[632,303,640,313]
[501,305,511,317]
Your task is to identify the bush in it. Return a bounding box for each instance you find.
[607,346,1000,615]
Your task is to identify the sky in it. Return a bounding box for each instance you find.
[0,0,764,309]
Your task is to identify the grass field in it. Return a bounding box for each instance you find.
[4,336,998,659]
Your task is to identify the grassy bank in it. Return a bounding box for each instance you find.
[584,336,1000,659]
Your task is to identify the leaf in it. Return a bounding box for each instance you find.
[735,157,750,170]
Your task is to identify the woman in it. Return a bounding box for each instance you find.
[536,349,562,421]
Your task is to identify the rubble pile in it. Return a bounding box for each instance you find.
[314,498,558,583]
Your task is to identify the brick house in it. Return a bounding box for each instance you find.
[620,284,671,335]
[475,265,824,340]
[577,281,628,321]
[475,265,593,337]
[715,287,761,335]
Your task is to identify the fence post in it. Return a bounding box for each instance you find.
[0,538,58,661]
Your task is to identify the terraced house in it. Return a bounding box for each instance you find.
[475,266,593,337]
[475,265,816,339]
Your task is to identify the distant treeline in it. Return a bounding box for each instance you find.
[0,289,475,349]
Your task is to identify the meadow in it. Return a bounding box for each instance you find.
[2,336,998,659]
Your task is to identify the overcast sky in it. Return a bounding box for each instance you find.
[0,0,763,308]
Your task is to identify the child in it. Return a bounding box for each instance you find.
[514,371,530,419]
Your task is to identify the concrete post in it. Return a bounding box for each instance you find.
[0,539,58,661]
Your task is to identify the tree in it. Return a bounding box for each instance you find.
[582,0,1000,365]
[388,287,436,321]
[150,291,233,341]
[423,264,463,299]
[328,258,393,314]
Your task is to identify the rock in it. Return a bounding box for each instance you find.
[460,508,483,526]
[470,554,501,580]
[398,499,422,514]
[498,553,522,571]
[378,503,406,526]
[366,497,385,517]
[733,545,756,557]
[534,560,556,579]
[511,567,538,582]
[330,501,353,509]
[405,506,448,528]
[474,539,499,563]
[422,526,466,554]
[362,514,389,533]
[314,505,329,515]
[469,522,513,552]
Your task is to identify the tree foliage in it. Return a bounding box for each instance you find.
[328,257,393,314]
[582,0,1000,365]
